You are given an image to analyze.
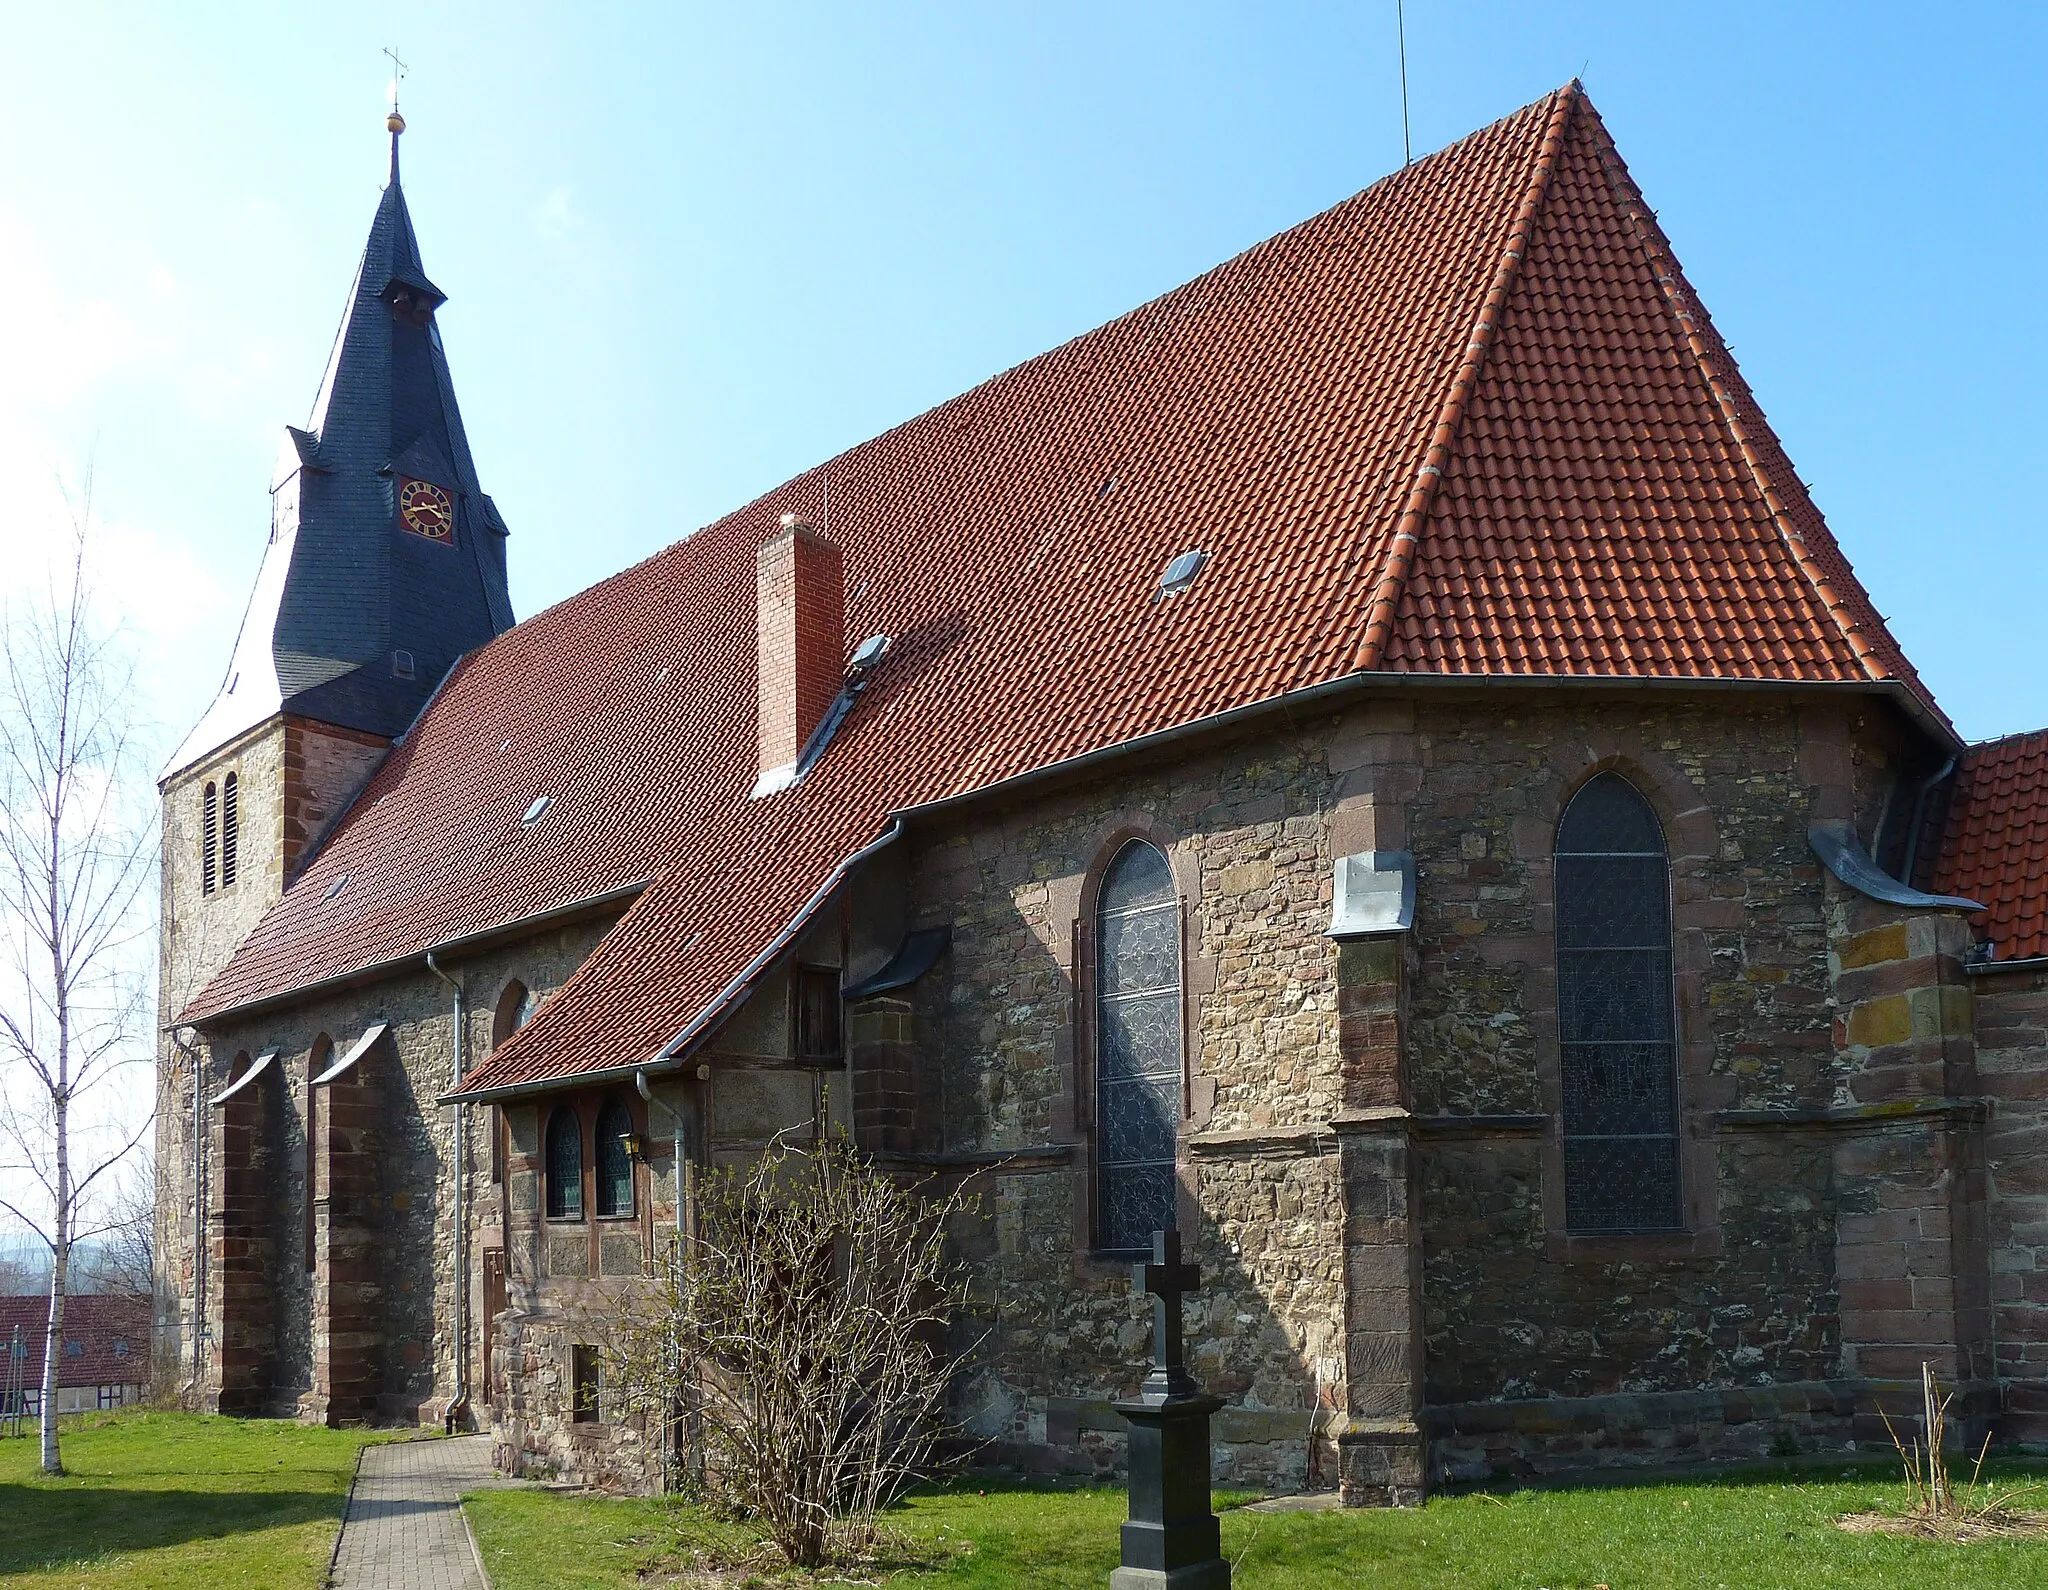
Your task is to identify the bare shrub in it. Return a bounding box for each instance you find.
[1839,1361,2048,1542]
[608,1135,980,1570]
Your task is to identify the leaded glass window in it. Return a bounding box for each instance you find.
[545,1108,583,1220]
[1095,841,1182,1251]
[595,1099,634,1218]
[1555,773,1681,1232]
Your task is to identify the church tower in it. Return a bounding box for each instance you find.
[156,111,515,1381]
[161,108,513,991]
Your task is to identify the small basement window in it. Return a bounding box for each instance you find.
[571,1344,601,1422]
[1157,548,1208,598]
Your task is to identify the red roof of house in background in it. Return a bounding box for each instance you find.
[1930,729,2048,963]
[0,1294,150,1389]
[180,85,1951,1092]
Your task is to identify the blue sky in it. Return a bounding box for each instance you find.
[4,1,2044,746]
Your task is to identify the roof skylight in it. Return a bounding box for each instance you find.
[1157,548,1208,598]
[323,873,351,902]
[522,795,553,828]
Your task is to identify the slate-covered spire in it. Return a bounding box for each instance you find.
[168,111,515,775]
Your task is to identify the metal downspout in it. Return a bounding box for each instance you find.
[1901,756,1958,889]
[426,952,469,1430]
[636,1068,690,1491]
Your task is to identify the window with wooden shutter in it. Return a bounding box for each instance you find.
[201,782,218,895]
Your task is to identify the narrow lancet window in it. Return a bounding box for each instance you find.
[221,771,239,889]
[201,782,219,895]
[545,1108,583,1220]
[1555,773,1682,1232]
[595,1099,634,1218]
[1094,840,1182,1251]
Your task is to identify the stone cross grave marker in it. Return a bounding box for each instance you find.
[1111,1229,1230,1590]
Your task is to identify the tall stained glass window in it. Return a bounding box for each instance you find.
[595,1099,635,1218]
[1095,841,1182,1251]
[546,1108,583,1220]
[1555,773,1682,1232]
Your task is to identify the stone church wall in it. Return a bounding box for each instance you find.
[904,718,1349,1492]
[1977,962,2048,1443]
[186,913,620,1424]
[904,690,1908,1490]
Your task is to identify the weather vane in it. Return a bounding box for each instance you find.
[383,47,409,115]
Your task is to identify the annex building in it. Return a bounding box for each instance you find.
[155,86,2048,1502]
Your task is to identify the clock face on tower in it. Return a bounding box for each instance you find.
[397,478,455,542]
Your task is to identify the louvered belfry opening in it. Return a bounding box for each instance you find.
[220,771,239,888]
[1554,773,1682,1232]
[755,515,845,780]
[201,782,219,895]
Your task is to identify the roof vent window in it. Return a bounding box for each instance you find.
[1157,548,1208,598]
[522,796,554,828]
[849,633,892,673]
[323,872,351,902]
[392,649,416,680]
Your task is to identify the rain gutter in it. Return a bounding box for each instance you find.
[175,878,652,1029]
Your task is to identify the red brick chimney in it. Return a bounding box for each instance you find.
[756,514,846,785]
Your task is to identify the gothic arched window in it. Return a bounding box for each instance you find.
[595,1099,635,1219]
[220,771,239,889]
[201,782,219,896]
[545,1107,583,1220]
[1094,840,1182,1252]
[1555,772,1681,1232]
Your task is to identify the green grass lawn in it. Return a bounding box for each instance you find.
[0,1410,387,1589]
[464,1464,2048,1590]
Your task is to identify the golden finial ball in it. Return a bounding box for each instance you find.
[387,111,406,135]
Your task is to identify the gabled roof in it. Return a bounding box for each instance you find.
[1929,728,2048,964]
[180,86,1946,1091]
[0,1294,150,1389]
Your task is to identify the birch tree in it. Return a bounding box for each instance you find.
[0,511,156,1474]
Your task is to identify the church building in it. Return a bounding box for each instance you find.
[156,85,2048,1502]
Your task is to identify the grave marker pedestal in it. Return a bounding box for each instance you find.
[1110,1230,1230,1590]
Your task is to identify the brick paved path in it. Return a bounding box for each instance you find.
[331,1434,504,1590]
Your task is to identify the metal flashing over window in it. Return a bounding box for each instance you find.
[521,795,553,828]
[843,926,952,998]
[208,1050,278,1108]
[312,1023,388,1087]
[1156,548,1208,598]
[1326,851,1415,937]
[751,633,897,800]
[1807,820,1985,912]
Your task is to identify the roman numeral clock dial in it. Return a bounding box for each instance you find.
[398,477,454,541]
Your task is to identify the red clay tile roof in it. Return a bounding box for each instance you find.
[1929,729,2048,963]
[180,86,1947,1091]
[0,1294,150,1389]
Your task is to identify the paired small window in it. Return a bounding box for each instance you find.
[199,771,239,894]
[545,1108,582,1220]
[595,1099,635,1219]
